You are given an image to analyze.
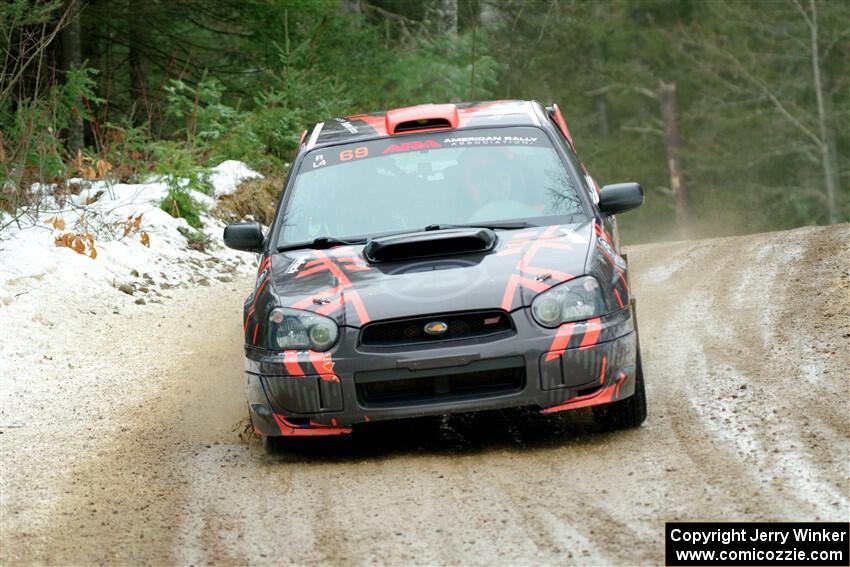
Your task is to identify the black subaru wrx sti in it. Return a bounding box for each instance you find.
[224,100,647,447]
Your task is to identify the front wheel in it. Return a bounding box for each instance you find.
[592,347,647,431]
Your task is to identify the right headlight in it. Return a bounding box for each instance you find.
[530,276,606,328]
[268,307,339,351]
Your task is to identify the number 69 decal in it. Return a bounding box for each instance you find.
[340,147,368,161]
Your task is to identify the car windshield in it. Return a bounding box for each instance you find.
[276,126,585,247]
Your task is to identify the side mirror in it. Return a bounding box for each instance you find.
[598,183,643,215]
[223,222,264,252]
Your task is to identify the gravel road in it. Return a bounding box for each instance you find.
[2,224,848,565]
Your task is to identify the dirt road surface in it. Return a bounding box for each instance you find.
[2,224,848,565]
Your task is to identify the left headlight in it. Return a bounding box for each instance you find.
[268,307,339,351]
[530,276,606,328]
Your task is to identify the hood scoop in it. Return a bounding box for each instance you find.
[363,228,497,263]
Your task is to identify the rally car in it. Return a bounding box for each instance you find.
[224,100,646,449]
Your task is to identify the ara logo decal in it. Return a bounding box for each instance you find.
[286,256,308,275]
[382,140,441,155]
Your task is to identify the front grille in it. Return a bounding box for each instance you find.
[360,310,513,347]
[357,367,525,407]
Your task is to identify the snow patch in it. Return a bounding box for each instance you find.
[207,160,263,198]
[0,162,261,395]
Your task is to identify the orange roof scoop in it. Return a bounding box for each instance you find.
[385,103,459,134]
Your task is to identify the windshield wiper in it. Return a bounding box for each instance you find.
[423,221,537,231]
[277,236,367,252]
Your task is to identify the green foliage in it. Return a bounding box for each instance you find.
[152,141,212,195]
[94,121,154,182]
[160,185,204,230]
[3,0,845,240]
[382,31,501,104]
[1,66,100,209]
[489,0,848,241]
[153,142,209,229]
[164,77,244,146]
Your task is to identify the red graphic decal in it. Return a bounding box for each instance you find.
[614,371,626,400]
[291,251,371,325]
[545,322,576,361]
[307,351,340,383]
[382,139,441,155]
[614,288,624,309]
[243,311,253,336]
[258,255,271,274]
[579,317,602,350]
[517,226,559,269]
[500,226,576,311]
[345,113,388,137]
[540,371,627,414]
[619,272,631,293]
[252,322,260,345]
[346,290,370,325]
[283,351,305,376]
[550,103,575,149]
[272,413,351,436]
[346,102,512,140]
[495,247,523,257]
[594,220,630,293]
[330,246,356,257]
[599,356,607,385]
[593,220,614,243]
[244,275,270,337]
[501,275,548,311]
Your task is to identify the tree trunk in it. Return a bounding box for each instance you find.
[128,0,147,126]
[809,0,840,224]
[593,43,609,138]
[61,0,84,155]
[658,80,689,237]
[438,0,458,35]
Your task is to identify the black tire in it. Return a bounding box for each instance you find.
[592,347,647,431]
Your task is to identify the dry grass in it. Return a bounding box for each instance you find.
[212,176,282,226]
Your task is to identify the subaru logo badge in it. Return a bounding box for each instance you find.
[424,321,448,336]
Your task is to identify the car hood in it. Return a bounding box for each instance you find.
[269,222,593,327]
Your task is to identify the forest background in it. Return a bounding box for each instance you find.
[2,0,847,242]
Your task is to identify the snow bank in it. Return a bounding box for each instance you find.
[207,160,263,198]
[0,162,261,316]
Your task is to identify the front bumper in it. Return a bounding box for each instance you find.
[246,305,637,437]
